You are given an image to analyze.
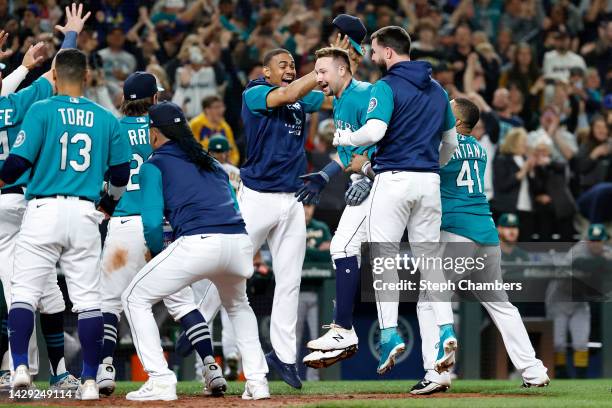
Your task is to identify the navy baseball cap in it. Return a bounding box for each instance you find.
[208,135,230,152]
[332,14,366,56]
[149,102,186,127]
[123,71,164,101]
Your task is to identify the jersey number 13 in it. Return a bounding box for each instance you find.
[59,132,91,172]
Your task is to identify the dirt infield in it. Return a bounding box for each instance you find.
[2,392,530,407]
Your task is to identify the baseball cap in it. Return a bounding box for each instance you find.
[498,213,519,228]
[208,135,230,152]
[123,72,164,101]
[26,4,40,17]
[588,223,609,241]
[149,102,186,127]
[332,14,366,56]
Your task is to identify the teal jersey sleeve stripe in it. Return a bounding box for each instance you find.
[140,162,165,254]
[365,80,394,124]
[244,85,277,114]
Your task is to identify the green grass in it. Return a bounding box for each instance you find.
[5,379,612,407]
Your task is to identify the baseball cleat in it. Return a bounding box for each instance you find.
[11,365,31,390]
[410,379,450,395]
[50,372,80,392]
[96,363,116,396]
[434,325,458,373]
[303,347,358,369]
[522,374,550,388]
[265,350,302,389]
[0,370,11,392]
[76,379,99,400]
[307,323,359,352]
[202,356,227,397]
[377,330,406,375]
[125,379,177,401]
[223,354,239,381]
[242,379,270,400]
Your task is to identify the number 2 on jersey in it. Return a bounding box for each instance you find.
[456,160,482,194]
[126,153,144,191]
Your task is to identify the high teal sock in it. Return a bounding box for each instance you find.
[381,327,397,343]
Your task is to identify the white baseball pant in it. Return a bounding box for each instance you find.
[421,231,547,384]
[236,184,306,364]
[100,215,197,322]
[367,171,453,329]
[0,193,66,373]
[547,301,590,352]
[122,234,267,383]
[329,194,369,261]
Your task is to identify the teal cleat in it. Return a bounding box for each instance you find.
[376,329,406,375]
[434,324,457,373]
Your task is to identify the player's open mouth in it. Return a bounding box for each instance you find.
[319,82,330,93]
[281,77,294,86]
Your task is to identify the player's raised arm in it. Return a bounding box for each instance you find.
[0,41,46,96]
[439,98,459,167]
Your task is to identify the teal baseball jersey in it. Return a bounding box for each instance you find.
[0,77,54,189]
[12,95,130,201]
[333,79,376,167]
[440,133,499,245]
[114,115,152,216]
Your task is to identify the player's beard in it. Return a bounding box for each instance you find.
[376,60,388,75]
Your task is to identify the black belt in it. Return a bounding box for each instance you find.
[33,195,93,203]
[1,186,24,194]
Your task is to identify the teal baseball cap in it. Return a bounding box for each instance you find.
[208,135,230,152]
[498,213,519,228]
[332,14,366,56]
[588,224,609,241]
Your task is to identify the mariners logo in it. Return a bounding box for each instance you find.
[13,130,26,148]
[367,97,377,113]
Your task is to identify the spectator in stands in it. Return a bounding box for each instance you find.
[492,87,524,142]
[575,115,612,195]
[528,140,576,241]
[189,95,239,165]
[527,106,577,165]
[499,42,541,122]
[542,27,586,83]
[207,135,240,192]
[98,26,137,92]
[492,128,535,241]
[499,0,543,43]
[410,19,446,67]
[172,37,223,119]
[448,23,474,90]
[498,213,529,262]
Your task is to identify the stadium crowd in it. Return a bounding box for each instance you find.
[2,0,610,242]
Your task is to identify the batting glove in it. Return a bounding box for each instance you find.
[345,177,373,206]
[295,161,342,204]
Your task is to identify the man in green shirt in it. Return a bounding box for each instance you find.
[498,213,530,262]
[304,204,332,263]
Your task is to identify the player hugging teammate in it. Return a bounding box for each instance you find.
[0,4,551,402]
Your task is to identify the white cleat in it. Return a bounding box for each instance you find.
[50,373,81,392]
[202,356,227,397]
[76,379,99,400]
[434,337,458,373]
[11,365,31,390]
[303,348,357,369]
[96,363,116,396]
[307,324,359,352]
[126,379,177,401]
[0,370,11,392]
[241,379,270,400]
[522,373,550,388]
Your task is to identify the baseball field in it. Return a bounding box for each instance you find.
[2,379,611,407]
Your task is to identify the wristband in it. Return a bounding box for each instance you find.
[61,31,78,49]
[320,160,343,182]
[361,160,372,176]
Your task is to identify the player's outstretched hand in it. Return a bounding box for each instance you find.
[345,177,372,206]
[0,30,13,60]
[55,3,91,35]
[295,172,328,205]
[22,42,46,70]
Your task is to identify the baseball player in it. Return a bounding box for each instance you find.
[546,224,610,379]
[0,48,131,400]
[297,37,380,368]
[0,5,90,391]
[95,72,224,398]
[121,102,269,401]
[334,26,459,374]
[218,48,324,389]
[207,135,240,191]
[347,98,550,393]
